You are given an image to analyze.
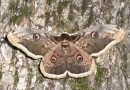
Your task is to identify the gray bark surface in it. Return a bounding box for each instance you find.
[0,0,130,90]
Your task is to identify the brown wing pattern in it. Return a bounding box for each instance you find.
[40,42,96,79]
[75,25,125,57]
[40,43,67,78]
[7,27,56,59]
[7,24,125,79]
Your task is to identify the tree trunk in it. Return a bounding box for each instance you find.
[0,0,130,90]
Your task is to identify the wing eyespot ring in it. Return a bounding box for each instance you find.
[12,30,15,33]
[33,33,41,40]
[51,55,57,63]
[76,54,83,62]
[91,31,99,39]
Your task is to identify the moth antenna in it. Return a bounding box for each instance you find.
[73,32,85,43]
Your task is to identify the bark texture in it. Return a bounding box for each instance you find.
[0,0,130,90]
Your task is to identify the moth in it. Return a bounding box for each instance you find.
[7,24,125,79]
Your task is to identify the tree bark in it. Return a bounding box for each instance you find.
[0,0,130,90]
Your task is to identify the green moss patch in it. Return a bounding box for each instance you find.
[68,78,88,90]
[9,0,32,25]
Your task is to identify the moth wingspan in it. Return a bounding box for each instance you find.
[6,25,125,79]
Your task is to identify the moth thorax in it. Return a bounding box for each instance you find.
[61,41,69,49]
[61,33,70,40]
